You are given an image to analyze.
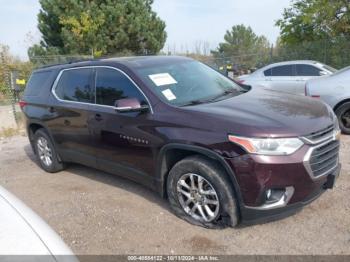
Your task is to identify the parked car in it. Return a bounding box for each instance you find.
[21,56,341,228]
[0,186,76,260]
[238,60,336,95]
[306,66,350,134]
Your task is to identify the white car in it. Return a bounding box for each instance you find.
[306,66,350,134]
[238,60,336,95]
[0,186,77,261]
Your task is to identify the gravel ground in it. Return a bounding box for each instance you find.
[0,134,349,255]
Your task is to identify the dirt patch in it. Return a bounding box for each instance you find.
[0,135,349,255]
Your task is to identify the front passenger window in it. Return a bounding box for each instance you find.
[296,64,321,76]
[95,68,147,107]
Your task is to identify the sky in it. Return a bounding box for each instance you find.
[0,0,292,60]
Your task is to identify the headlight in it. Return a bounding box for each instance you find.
[228,135,304,155]
[334,115,340,131]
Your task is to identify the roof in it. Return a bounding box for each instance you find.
[265,60,321,67]
[35,55,193,72]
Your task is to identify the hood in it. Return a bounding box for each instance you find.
[182,88,335,137]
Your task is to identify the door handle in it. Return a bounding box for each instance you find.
[48,107,56,113]
[95,114,103,121]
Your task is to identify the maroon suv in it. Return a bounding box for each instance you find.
[21,56,341,228]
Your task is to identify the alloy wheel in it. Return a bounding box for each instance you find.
[37,137,53,167]
[176,173,220,222]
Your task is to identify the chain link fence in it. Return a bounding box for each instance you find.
[0,55,92,134]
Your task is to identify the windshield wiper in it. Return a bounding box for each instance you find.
[206,90,238,102]
[181,99,208,106]
[181,89,243,107]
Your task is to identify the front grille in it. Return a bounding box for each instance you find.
[309,140,340,178]
[304,125,334,144]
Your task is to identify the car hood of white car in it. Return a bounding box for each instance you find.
[0,186,76,261]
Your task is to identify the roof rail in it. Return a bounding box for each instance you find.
[36,57,96,69]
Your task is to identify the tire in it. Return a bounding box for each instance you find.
[33,129,66,173]
[167,155,238,229]
[335,102,350,134]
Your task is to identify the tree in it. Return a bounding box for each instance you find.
[28,0,167,58]
[211,25,271,70]
[276,0,350,68]
[277,0,350,43]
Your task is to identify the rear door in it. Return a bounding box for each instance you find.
[47,67,97,167]
[263,65,297,93]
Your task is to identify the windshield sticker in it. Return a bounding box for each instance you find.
[149,73,177,86]
[162,89,176,101]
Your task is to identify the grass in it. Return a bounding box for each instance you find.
[0,112,25,138]
[0,127,21,138]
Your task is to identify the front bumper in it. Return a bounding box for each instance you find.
[239,164,340,225]
[225,143,341,225]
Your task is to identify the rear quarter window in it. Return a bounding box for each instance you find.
[25,70,55,97]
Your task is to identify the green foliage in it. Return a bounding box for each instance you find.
[277,0,350,43]
[276,0,350,68]
[1,44,33,101]
[211,25,271,69]
[28,0,167,58]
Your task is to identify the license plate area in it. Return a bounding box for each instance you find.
[323,165,341,189]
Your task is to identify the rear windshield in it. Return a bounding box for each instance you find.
[25,70,55,96]
[134,60,246,106]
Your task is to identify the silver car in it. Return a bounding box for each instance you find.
[0,186,77,261]
[306,66,350,134]
[238,60,336,95]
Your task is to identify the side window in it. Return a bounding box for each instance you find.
[25,70,55,97]
[296,64,321,76]
[264,69,272,76]
[95,68,147,106]
[55,68,94,103]
[270,65,294,76]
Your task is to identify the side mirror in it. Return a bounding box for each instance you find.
[319,71,328,76]
[114,98,149,113]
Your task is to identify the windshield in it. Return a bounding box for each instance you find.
[322,64,337,73]
[134,60,246,106]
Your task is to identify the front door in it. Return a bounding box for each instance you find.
[89,67,156,187]
[266,64,297,94]
[295,64,322,95]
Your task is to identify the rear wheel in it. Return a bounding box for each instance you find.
[167,155,238,229]
[33,129,65,173]
[335,102,350,134]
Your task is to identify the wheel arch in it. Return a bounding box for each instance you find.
[27,121,57,155]
[333,98,350,112]
[156,143,244,210]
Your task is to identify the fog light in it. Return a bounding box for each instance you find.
[265,188,286,204]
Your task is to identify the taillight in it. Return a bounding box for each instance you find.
[19,100,27,109]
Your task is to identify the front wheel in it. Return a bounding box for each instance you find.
[167,156,238,229]
[335,102,350,134]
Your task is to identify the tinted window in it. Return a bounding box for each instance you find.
[96,68,146,106]
[25,70,54,96]
[270,65,294,76]
[296,64,321,76]
[264,69,272,76]
[55,68,94,103]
